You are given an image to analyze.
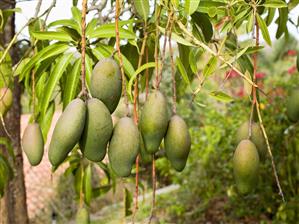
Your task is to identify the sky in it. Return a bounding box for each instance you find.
[15,0,299,42]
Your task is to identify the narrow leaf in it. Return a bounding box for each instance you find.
[84,164,92,206]
[89,25,135,39]
[262,0,287,8]
[203,56,217,77]
[176,57,190,84]
[133,0,150,20]
[31,31,73,42]
[256,14,272,46]
[41,53,73,115]
[63,58,81,108]
[185,0,201,16]
[210,91,234,102]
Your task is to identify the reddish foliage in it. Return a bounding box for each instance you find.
[287,50,297,56]
[225,69,239,79]
[256,72,266,79]
[288,66,297,75]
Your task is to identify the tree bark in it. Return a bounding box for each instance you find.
[0,0,29,223]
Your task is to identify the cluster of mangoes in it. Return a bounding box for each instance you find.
[22,57,191,176]
[233,121,266,194]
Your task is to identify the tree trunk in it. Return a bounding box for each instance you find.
[0,0,29,223]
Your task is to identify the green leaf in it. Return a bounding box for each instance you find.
[48,19,80,33]
[256,14,272,46]
[38,101,55,141]
[243,70,252,96]
[85,54,93,88]
[84,164,92,206]
[220,47,249,69]
[246,12,254,33]
[158,26,194,46]
[86,19,98,37]
[57,26,81,41]
[40,53,73,115]
[0,154,13,197]
[210,91,234,102]
[266,8,276,25]
[262,0,287,8]
[191,12,213,42]
[63,58,81,108]
[185,0,201,15]
[203,56,217,77]
[21,43,69,81]
[31,31,74,42]
[71,6,82,27]
[127,62,156,100]
[89,25,136,39]
[0,137,15,160]
[276,7,288,38]
[124,188,133,217]
[176,57,190,84]
[133,0,150,20]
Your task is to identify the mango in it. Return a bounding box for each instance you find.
[165,115,191,172]
[140,90,169,154]
[236,121,266,161]
[22,123,44,166]
[80,98,113,162]
[286,88,299,122]
[0,87,13,116]
[233,139,259,194]
[48,98,86,167]
[90,58,122,113]
[108,117,139,177]
[76,207,90,224]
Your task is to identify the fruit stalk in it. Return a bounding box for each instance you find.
[252,10,285,202]
[81,0,88,99]
[168,12,176,114]
[115,0,129,112]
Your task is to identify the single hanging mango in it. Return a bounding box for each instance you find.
[90,58,122,113]
[48,99,86,167]
[140,90,169,154]
[22,123,44,166]
[165,115,191,172]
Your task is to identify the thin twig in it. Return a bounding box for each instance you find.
[34,0,43,18]
[115,0,129,112]
[81,0,88,99]
[168,13,176,114]
[145,46,149,98]
[148,155,156,224]
[176,21,257,88]
[0,116,13,142]
[154,6,162,90]
[252,13,285,202]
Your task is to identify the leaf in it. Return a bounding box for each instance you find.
[262,0,287,8]
[220,47,249,69]
[158,26,194,46]
[275,7,288,38]
[63,58,81,108]
[185,0,201,15]
[21,43,69,81]
[71,6,82,27]
[40,53,73,115]
[210,91,234,102]
[246,12,254,33]
[84,164,92,206]
[256,14,272,46]
[244,70,252,96]
[176,57,190,84]
[191,12,213,42]
[127,62,156,100]
[0,137,15,160]
[31,31,74,42]
[0,154,13,197]
[203,56,217,77]
[57,26,81,41]
[133,0,150,20]
[89,25,136,39]
[48,19,80,34]
[85,54,93,88]
[266,8,276,25]
[86,19,97,37]
[38,101,55,141]
[124,188,133,217]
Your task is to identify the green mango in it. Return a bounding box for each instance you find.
[108,117,139,177]
[140,90,169,154]
[76,207,90,224]
[286,88,299,122]
[233,139,260,194]
[90,58,122,113]
[22,123,44,166]
[0,87,13,116]
[80,98,113,162]
[48,98,86,167]
[236,121,266,161]
[165,115,191,172]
